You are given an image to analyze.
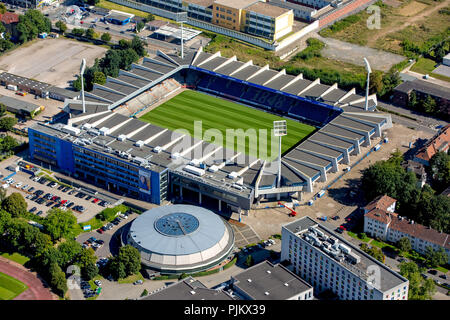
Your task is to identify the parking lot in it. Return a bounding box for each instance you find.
[1,158,114,222]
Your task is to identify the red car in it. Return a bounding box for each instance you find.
[61,200,67,204]
[339,225,346,230]
[93,198,99,204]
[97,228,103,234]
[51,196,58,201]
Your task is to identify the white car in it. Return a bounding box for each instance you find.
[94,280,102,286]
[15,182,23,188]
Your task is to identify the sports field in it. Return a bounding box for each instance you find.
[140,90,315,160]
[0,272,28,300]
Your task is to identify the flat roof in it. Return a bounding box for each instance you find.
[283,216,409,292]
[144,277,234,300]
[0,95,41,113]
[214,0,259,10]
[245,1,292,17]
[232,261,312,300]
[394,79,450,100]
[0,72,51,91]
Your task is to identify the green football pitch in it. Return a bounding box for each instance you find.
[140,90,316,160]
[0,272,28,300]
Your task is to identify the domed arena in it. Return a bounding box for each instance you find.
[124,205,235,274]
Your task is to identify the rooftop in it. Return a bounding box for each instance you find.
[364,194,397,213]
[143,277,234,300]
[245,1,292,17]
[0,95,41,113]
[0,12,19,24]
[283,216,409,292]
[415,124,449,162]
[232,260,312,300]
[394,79,450,101]
[213,0,260,10]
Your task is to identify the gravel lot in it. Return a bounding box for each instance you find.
[0,38,107,88]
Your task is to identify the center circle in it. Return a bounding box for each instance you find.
[154,212,200,236]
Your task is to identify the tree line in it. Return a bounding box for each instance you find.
[361,151,450,234]
[0,191,141,297]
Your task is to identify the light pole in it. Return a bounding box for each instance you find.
[363,57,372,111]
[176,12,187,59]
[80,58,86,114]
[273,120,287,194]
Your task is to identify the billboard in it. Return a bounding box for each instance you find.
[139,170,151,195]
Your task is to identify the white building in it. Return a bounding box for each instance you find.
[281,216,409,300]
[363,195,450,264]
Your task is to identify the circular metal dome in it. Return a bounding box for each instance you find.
[125,205,234,273]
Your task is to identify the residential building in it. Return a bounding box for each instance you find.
[281,216,409,300]
[392,79,450,116]
[143,276,235,300]
[0,11,19,41]
[401,160,427,188]
[231,260,313,300]
[413,124,449,166]
[363,195,450,264]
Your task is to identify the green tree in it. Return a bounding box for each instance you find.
[108,258,126,280]
[141,288,148,297]
[131,36,146,57]
[408,90,418,109]
[43,208,77,241]
[49,262,68,297]
[0,187,7,202]
[117,245,141,276]
[92,71,106,85]
[245,255,254,267]
[0,3,6,14]
[429,152,450,192]
[0,117,17,132]
[369,71,383,95]
[0,209,11,234]
[55,20,67,34]
[76,247,97,269]
[71,28,85,37]
[16,10,51,44]
[381,70,401,98]
[424,246,448,268]
[101,32,111,43]
[421,95,437,114]
[399,261,435,300]
[0,103,6,117]
[136,21,145,33]
[397,237,412,254]
[144,14,155,23]
[82,262,99,280]
[1,192,27,218]
[0,136,19,153]
[57,240,82,268]
[85,28,95,39]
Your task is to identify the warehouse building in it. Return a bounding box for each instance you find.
[281,216,409,300]
[0,95,42,118]
[0,72,51,97]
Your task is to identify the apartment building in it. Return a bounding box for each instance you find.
[363,195,450,264]
[413,124,449,166]
[281,216,409,300]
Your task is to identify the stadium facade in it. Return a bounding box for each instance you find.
[28,48,392,214]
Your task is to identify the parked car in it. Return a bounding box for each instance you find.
[85,195,93,201]
[332,216,339,220]
[94,280,102,286]
[133,280,143,285]
[439,274,447,280]
[29,207,37,213]
[428,270,438,275]
[97,228,103,234]
[36,211,43,216]
[335,228,344,234]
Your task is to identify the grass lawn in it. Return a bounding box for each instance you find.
[347,231,370,243]
[410,58,437,74]
[0,272,28,300]
[370,239,397,250]
[436,265,449,274]
[140,90,316,160]
[118,272,144,284]
[0,252,30,265]
[97,0,174,21]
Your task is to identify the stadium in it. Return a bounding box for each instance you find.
[28,47,392,215]
[122,204,235,273]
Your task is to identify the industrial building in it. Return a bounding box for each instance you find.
[0,95,42,118]
[28,48,391,214]
[230,260,313,300]
[363,195,450,264]
[123,205,235,274]
[281,216,409,300]
[143,276,234,300]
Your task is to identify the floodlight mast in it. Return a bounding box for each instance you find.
[80,58,86,114]
[177,12,187,59]
[273,120,287,199]
[363,57,372,111]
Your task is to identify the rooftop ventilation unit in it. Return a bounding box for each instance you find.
[208,165,219,173]
[88,129,100,136]
[62,125,81,136]
[99,127,110,135]
[135,140,144,147]
[171,152,180,159]
[247,279,252,283]
[189,159,200,167]
[347,251,361,264]
[231,184,243,191]
[82,123,92,130]
[190,291,196,295]
[264,292,269,296]
[183,165,205,177]
[228,171,239,179]
[153,146,162,153]
[284,283,289,287]
[338,243,351,255]
[117,134,127,141]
